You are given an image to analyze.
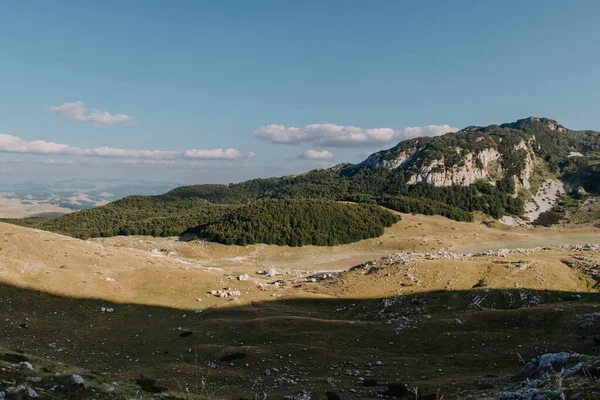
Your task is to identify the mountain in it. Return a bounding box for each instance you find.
[6,117,600,239]
[161,117,599,221]
[347,117,600,193]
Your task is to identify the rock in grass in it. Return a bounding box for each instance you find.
[284,392,311,400]
[66,374,87,391]
[4,386,38,398]
[179,331,193,337]
[8,361,33,370]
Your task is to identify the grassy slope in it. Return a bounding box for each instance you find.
[0,348,147,399]
[1,282,600,398]
[1,218,600,398]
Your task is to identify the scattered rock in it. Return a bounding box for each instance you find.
[9,361,33,371]
[4,386,37,399]
[572,313,600,329]
[284,391,311,400]
[67,374,87,390]
[211,289,242,298]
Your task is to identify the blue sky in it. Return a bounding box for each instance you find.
[1,0,600,184]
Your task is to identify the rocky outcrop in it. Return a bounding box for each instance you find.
[362,150,412,170]
[512,139,537,190]
[407,148,503,187]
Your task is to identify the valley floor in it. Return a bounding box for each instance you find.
[0,215,599,398]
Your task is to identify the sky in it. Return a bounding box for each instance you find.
[1,0,600,185]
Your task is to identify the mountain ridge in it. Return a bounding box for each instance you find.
[4,117,599,240]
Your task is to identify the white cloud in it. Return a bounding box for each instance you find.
[117,159,178,166]
[91,147,178,160]
[184,148,254,160]
[39,158,77,165]
[0,134,88,155]
[50,101,135,127]
[298,149,334,160]
[255,123,459,147]
[0,133,253,162]
[402,124,458,139]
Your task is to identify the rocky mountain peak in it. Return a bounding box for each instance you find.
[501,116,567,132]
[344,116,599,193]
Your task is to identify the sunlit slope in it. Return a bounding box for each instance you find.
[1,215,599,310]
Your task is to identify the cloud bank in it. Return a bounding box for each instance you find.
[50,101,136,127]
[0,134,253,161]
[255,123,459,147]
[298,149,334,160]
[185,149,255,160]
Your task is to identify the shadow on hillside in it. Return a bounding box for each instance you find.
[1,280,600,398]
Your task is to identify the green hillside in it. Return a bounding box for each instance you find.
[4,117,599,241]
[190,198,399,246]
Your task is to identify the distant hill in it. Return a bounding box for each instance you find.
[0,179,180,218]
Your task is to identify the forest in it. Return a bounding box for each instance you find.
[1,167,524,244]
[189,199,399,246]
[1,197,399,246]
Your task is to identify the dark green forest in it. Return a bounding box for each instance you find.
[1,196,234,239]
[1,197,398,246]
[189,199,399,246]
